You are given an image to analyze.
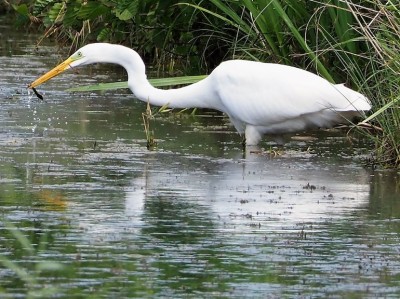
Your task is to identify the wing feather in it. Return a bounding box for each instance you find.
[211,61,369,129]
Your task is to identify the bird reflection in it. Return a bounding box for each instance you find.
[125,150,370,238]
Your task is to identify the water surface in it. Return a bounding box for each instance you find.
[1,18,400,298]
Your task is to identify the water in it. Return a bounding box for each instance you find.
[1,18,400,298]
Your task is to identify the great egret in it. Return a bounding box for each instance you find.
[29,43,371,145]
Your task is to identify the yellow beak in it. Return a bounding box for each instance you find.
[28,57,74,88]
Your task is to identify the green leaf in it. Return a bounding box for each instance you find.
[114,1,139,21]
[66,75,208,92]
[33,0,54,16]
[97,27,112,41]
[78,1,109,20]
[48,2,65,23]
[63,5,79,27]
[116,9,133,21]
[68,81,128,92]
[13,3,31,26]
[13,4,29,16]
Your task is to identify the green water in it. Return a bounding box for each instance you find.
[1,17,400,298]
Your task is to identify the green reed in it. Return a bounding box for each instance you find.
[191,0,400,167]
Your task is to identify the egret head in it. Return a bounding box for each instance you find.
[28,43,145,89]
[28,44,100,89]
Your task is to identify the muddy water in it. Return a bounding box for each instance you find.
[1,18,400,298]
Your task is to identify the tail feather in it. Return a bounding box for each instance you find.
[334,84,371,111]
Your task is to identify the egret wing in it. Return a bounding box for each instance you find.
[212,61,366,128]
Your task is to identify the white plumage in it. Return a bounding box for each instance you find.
[29,43,371,145]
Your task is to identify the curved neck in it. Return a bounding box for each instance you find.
[129,75,220,110]
[98,44,221,111]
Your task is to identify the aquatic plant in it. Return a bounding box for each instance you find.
[346,1,400,167]
[142,101,157,149]
[0,221,64,297]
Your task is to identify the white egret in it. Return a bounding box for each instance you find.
[29,43,371,145]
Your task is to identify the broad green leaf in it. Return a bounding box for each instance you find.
[66,75,208,92]
[13,4,29,15]
[78,1,109,20]
[114,1,139,21]
[48,2,65,23]
[33,0,54,16]
[97,27,111,41]
[68,81,128,92]
[63,5,79,28]
[116,9,134,21]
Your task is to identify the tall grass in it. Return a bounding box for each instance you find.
[191,0,400,167]
[186,0,367,82]
[328,1,400,167]
[353,1,400,167]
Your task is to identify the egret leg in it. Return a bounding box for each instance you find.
[241,136,246,151]
[244,125,262,146]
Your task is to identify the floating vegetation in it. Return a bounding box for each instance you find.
[142,101,157,150]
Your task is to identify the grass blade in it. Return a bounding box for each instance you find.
[5,222,35,255]
[0,255,36,285]
[359,96,400,125]
[271,0,333,82]
[66,75,207,92]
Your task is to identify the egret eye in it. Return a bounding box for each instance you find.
[77,51,83,57]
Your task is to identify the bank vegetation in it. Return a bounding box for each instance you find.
[9,0,400,167]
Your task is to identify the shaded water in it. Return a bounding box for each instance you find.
[1,18,400,298]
